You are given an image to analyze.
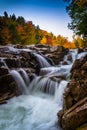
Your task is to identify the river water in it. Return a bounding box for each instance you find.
[0,48,85,130]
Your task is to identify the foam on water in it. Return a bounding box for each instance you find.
[0,94,60,130]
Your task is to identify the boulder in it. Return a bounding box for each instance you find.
[58,53,87,130]
[0,67,9,76]
[61,97,87,130]
[0,74,20,104]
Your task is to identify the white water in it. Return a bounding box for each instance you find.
[0,94,59,130]
[0,49,80,130]
[33,53,51,68]
[29,76,59,95]
[19,68,30,86]
[77,51,87,59]
[0,58,9,69]
[10,70,29,95]
[0,80,67,130]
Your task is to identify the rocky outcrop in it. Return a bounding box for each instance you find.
[0,68,20,104]
[0,45,69,104]
[27,44,69,64]
[58,53,87,130]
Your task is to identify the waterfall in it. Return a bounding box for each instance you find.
[69,49,78,62]
[10,70,29,95]
[29,76,59,95]
[40,65,72,78]
[61,49,78,65]
[33,53,51,68]
[0,48,80,130]
[54,80,68,107]
[0,58,9,69]
[19,68,30,86]
[77,51,87,59]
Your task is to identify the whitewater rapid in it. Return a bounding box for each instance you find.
[0,48,85,130]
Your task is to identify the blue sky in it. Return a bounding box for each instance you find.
[0,0,73,41]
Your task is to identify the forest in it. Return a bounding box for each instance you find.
[0,10,86,49]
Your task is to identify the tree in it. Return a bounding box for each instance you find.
[56,35,68,46]
[35,25,42,44]
[17,16,25,26]
[9,23,20,44]
[4,11,8,18]
[73,35,86,48]
[64,0,87,41]
[23,21,36,45]
[10,13,16,21]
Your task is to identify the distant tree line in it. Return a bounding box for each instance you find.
[0,11,86,48]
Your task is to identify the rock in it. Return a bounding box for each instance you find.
[0,45,69,104]
[71,54,87,73]
[75,123,87,130]
[0,74,20,104]
[0,67,9,76]
[58,53,87,130]
[20,51,31,59]
[81,61,87,70]
[78,48,84,53]
[5,58,21,68]
[67,54,73,62]
[61,97,87,130]
[62,61,68,65]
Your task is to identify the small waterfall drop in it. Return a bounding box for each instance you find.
[61,49,78,65]
[19,68,30,86]
[69,49,78,62]
[33,53,51,68]
[0,58,9,69]
[54,80,68,107]
[77,51,87,59]
[29,76,59,95]
[10,70,29,95]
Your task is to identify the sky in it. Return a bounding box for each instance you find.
[0,0,73,41]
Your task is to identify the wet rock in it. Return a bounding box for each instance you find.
[62,61,68,65]
[58,52,87,130]
[0,74,20,104]
[78,48,84,53]
[67,54,73,62]
[58,53,87,130]
[0,67,9,76]
[81,61,87,70]
[75,123,87,130]
[20,51,31,59]
[5,58,21,68]
[61,97,87,130]
[0,45,69,104]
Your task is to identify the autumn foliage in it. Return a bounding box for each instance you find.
[0,11,85,48]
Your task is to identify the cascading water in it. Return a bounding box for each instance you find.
[0,48,80,130]
[33,53,51,68]
[19,68,30,86]
[29,76,59,95]
[10,70,29,95]
[0,58,9,69]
